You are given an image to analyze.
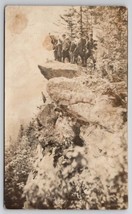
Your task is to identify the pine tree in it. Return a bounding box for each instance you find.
[59,7,76,38]
[82,6,91,37]
[88,6,127,80]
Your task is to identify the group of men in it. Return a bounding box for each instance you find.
[49,33,97,67]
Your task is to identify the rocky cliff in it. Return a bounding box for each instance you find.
[5,62,127,209]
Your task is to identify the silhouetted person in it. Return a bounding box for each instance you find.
[62,34,70,63]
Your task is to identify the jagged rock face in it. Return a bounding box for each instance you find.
[80,123,127,181]
[23,64,127,209]
[38,103,58,127]
[36,103,84,148]
[47,76,126,131]
[23,104,127,209]
[38,62,82,80]
[47,76,96,105]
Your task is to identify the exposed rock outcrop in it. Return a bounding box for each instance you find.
[47,76,126,132]
[23,62,127,209]
[38,62,82,80]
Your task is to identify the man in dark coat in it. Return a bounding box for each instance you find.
[69,37,77,63]
[49,34,58,61]
[74,33,87,66]
[62,34,70,63]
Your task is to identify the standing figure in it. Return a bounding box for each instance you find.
[49,34,58,61]
[62,34,70,63]
[74,33,87,67]
[56,38,62,62]
[69,37,77,64]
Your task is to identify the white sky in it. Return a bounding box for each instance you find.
[5,5,102,143]
[5,6,70,143]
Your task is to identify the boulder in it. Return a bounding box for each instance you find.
[47,76,126,131]
[36,104,78,147]
[38,62,82,80]
[37,103,57,127]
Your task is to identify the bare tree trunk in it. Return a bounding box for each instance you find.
[80,6,83,37]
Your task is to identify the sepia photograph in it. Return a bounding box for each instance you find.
[4,6,128,209]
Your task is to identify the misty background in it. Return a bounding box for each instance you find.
[5,6,68,144]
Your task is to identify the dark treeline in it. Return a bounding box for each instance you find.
[50,6,127,80]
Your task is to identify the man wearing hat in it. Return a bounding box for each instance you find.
[62,34,70,63]
[69,37,77,63]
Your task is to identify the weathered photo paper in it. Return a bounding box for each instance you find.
[5,6,128,209]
